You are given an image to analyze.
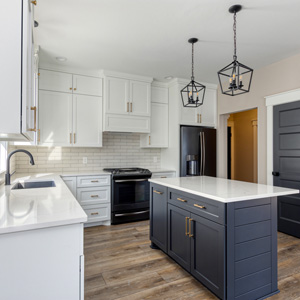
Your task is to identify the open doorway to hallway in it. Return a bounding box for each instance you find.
[227,108,258,183]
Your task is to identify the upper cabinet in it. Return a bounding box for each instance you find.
[140,84,169,148]
[38,69,103,147]
[0,0,36,141]
[103,71,152,133]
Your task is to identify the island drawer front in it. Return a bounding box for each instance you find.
[77,186,110,206]
[168,188,225,225]
[77,176,110,188]
[82,204,110,223]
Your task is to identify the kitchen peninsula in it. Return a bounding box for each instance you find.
[149,176,299,300]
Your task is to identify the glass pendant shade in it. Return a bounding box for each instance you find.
[218,5,253,96]
[181,38,206,107]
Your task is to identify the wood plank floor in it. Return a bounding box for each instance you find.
[84,221,300,300]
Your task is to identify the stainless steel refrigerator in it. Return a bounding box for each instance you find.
[180,125,216,177]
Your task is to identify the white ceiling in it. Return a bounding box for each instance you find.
[35,0,300,83]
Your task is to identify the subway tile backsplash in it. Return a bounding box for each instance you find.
[11,133,161,174]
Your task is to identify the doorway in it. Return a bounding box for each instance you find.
[227,108,258,183]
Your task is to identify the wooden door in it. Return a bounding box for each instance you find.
[105,77,129,115]
[39,91,73,146]
[168,204,191,272]
[190,213,225,299]
[73,95,102,147]
[130,80,151,116]
[274,100,300,237]
[73,75,102,97]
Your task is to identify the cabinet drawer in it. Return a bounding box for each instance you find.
[151,172,176,179]
[82,204,110,223]
[168,188,225,225]
[77,175,110,188]
[77,186,110,206]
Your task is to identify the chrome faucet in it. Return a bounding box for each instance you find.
[5,149,35,185]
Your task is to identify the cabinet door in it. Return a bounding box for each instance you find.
[190,213,225,299]
[150,185,168,252]
[62,176,77,197]
[39,69,73,93]
[105,77,129,115]
[168,204,191,272]
[73,75,102,97]
[130,80,151,116]
[39,91,73,146]
[199,88,217,127]
[73,95,102,147]
[151,86,168,104]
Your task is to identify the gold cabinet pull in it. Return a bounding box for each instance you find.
[38,129,40,142]
[177,197,187,203]
[127,102,129,112]
[185,217,189,236]
[74,133,76,144]
[194,204,206,209]
[149,136,151,145]
[69,87,72,90]
[91,180,99,183]
[28,106,37,132]
[91,212,99,216]
[31,0,37,5]
[130,103,133,112]
[153,190,163,195]
[74,88,77,91]
[90,195,99,198]
[70,133,72,144]
[197,113,199,123]
[160,176,167,178]
[189,218,194,237]
[199,114,202,123]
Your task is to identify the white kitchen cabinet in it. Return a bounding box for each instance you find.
[39,69,73,93]
[140,103,168,148]
[0,0,35,141]
[62,176,77,197]
[151,86,168,104]
[151,171,176,178]
[73,95,102,147]
[39,91,73,146]
[73,74,102,96]
[130,80,151,116]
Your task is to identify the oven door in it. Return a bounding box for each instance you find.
[112,178,150,212]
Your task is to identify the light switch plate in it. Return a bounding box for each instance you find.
[83,157,88,164]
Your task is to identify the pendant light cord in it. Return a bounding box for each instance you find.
[233,11,237,61]
[191,42,194,81]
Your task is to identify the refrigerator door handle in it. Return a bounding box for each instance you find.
[200,132,203,175]
[203,131,206,175]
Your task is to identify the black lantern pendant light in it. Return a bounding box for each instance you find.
[217,5,253,96]
[181,38,206,107]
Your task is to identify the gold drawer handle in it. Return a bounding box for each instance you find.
[185,217,189,236]
[189,218,194,237]
[160,176,167,178]
[91,180,99,183]
[31,0,37,5]
[153,190,163,195]
[177,197,187,203]
[91,212,99,216]
[194,204,206,209]
[90,195,99,198]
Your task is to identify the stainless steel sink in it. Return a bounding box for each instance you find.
[11,180,56,190]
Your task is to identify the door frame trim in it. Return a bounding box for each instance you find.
[265,88,300,185]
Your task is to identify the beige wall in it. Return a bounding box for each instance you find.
[218,52,300,184]
[228,109,257,183]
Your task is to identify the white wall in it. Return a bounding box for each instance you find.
[217,52,300,184]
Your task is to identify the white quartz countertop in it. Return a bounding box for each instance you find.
[0,173,87,234]
[149,176,299,203]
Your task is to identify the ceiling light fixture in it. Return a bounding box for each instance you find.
[180,38,206,108]
[56,56,67,62]
[217,5,253,96]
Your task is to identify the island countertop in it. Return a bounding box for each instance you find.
[149,176,299,203]
[0,173,87,234]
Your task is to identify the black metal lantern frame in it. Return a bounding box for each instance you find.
[217,5,253,96]
[181,38,206,107]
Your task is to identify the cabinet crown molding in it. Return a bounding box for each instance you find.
[101,70,153,83]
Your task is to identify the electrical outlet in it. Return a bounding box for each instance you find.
[153,156,157,163]
[83,157,88,164]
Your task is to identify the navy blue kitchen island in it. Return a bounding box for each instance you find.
[149,176,299,300]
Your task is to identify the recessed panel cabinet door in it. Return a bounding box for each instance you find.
[39,91,73,146]
[73,95,102,147]
[39,69,73,93]
[168,204,191,272]
[190,213,225,299]
[130,80,151,116]
[150,103,168,147]
[198,88,217,127]
[73,75,102,97]
[105,77,129,115]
